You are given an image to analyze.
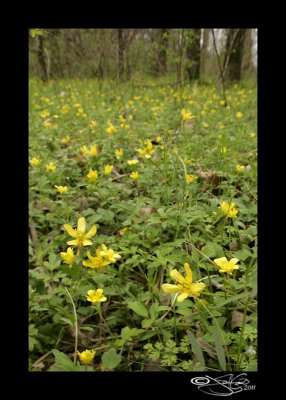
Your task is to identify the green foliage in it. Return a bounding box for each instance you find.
[29,76,257,372]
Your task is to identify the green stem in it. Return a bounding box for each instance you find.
[65,287,78,365]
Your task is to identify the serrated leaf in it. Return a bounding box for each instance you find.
[52,349,76,369]
[121,326,143,341]
[102,348,121,370]
[127,301,149,318]
[187,331,205,368]
[141,319,153,328]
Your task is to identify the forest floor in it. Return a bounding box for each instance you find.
[29,77,257,372]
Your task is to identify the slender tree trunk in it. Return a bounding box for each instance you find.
[224,29,246,81]
[38,35,48,82]
[117,29,124,81]
[157,29,168,75]
[241,29,253,76]
[185,29,201,81]
[200,28,210,77]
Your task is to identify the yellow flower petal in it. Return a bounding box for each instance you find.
[96,288,103,296]
[214,257,227,267]
[64,224,77,238]
[170,269,185,284]
[161,283,180,293]
[77,217,86,233]
[67,239,78,246]
[85,225,97,238]
[82,239,93,246]
[229,258,239,266]
[183,263,193,282]
[177,292,189,302]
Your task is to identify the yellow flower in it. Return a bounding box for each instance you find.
[61,135,70,144]
[236,164,245,173]
[127,159,139,165]
[136,140,155,158]
[115,148,123,159]
[42,120,52,128]
[89,120,97,131]
[118,227,129,235]
[105,121,117,134]
[30,157,41,167]
[104,165,113,175]
[86,288,107,304]
[214,257,239,275]
[77,349,96,365]
[89,145,98,157]
[64,217,97,249]
[221,146,227,154]
[130,171,139,180]
[156,136,162,143]
[83,249,110,271]
[81,145,89,156]
[249,132,256,138]
[60,247,75,265]
[87,169,98,182]
[162,263,206,302]
[236,112,243,119]
[55,185,68,194]
[45,162,56,172]
[40,110,50,119]
[181,108,195,121]
[185,174,197,184]
[100,244,121,263]
[219,201,238,219]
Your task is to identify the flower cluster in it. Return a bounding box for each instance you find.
[136,140,156,158]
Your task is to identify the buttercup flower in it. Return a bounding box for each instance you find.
[214,257,239,275]
[89,120,97,131]
[161,263,206,302]
[219,201,238,219]
[61,135,70,144]
[236,164,245,173]
[87,169,98,182]
[81,145,89,156]
[64,217,97,250]
[77,349,96,364]
[55,185,68,194]
[185,174,197,184]
[104,165,113,175]
[136,140,155,158]
[156,136,162,143]
[86,288,107,304]
[30,157,41,167]
[105,122,117,135]
[46,162,56,172]
[115,148,123,159]
[100,244,121,263]
[89,145,98,156]
[236,112,243,119]
[127,159,139,165]
[60,247,75,265]
[83,249,110,271]
[130,171,139,180]
[181,109,195,121]
[221,146,227,154]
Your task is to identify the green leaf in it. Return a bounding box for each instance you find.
[203,242,224,258]
[215,292,250,307]
[52,349,78,370]
[139,330,157,341]
[30,29,44,38]
[187,331,205,368]
[121,326,143,341]
[210,326,226,371]
[127,301,149,318]
[141,319,153,329]
[102,348,121,370]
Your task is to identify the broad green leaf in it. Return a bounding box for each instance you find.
[102,348,121,370]
[187,331,205,368]
[52,349,77,370]
[210,325,226,371]
[127,301,149,318]
[139,331,157,341]
[141,319,153,329]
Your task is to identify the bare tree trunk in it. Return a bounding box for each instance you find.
[224,29,246,81]
[241,29,253,76]
[185,29,201,81]
[157,28,168,75]
[38,35,48,82]
[117,29,124,80]
[200,28,210,77]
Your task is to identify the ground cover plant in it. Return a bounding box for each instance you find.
[29,76,257,372]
